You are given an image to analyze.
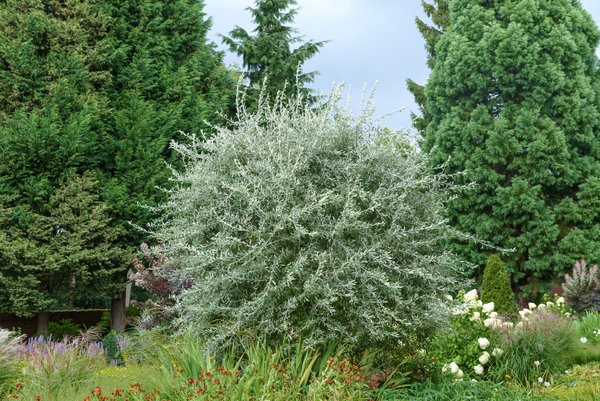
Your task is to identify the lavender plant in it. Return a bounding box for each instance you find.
[152,87,473,351]
[19,328,105,396]
[563,259,600,313]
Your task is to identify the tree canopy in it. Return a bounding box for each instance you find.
[0,0,235,319]
[222,0,326,103]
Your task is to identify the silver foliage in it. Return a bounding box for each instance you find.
[152,88,472,350]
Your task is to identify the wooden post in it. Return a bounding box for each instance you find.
[110,291,126,333]
[37,311,49,336]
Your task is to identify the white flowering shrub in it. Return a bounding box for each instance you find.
[432,290,503,380]
[152,89,471,350]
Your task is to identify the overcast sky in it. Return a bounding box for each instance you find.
[204,1,600,134]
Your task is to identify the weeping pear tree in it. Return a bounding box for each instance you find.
[221,0,326,103]
[423,0,600,296]
[151,89,472,352]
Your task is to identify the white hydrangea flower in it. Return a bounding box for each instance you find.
[546,301,554,307]
[456,369,464,379]
[489,311,498,318]
[492,348,503,357]
[556,297,565,305]
[470,311,481,321]
[464,289,478,303]
[528,302,537,309]
[478,337,490,350]
[482,302,495,314]
[537,304,546,310]
[479,351,490,365]
[449,362,459,374]
[474,364,484,375]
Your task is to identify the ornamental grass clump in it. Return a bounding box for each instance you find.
[0,329,22,395]
[152,87,472,351]
[563,259,600,314]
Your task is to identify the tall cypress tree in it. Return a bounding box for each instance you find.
[406,0,449,134]
[221,0,326,103]
[98,0,236,326]
[0,0,236,327]
[424,0,600,297]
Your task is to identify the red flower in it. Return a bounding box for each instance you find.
[93,386,102,396]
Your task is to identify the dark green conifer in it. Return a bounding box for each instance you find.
[222,0,326,103]
[423,0,600,296]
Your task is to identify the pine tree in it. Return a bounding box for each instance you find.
[406,0,449,134]
[221,0,326,103]
[423,0,600,296]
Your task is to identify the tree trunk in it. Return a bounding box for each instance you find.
[110,291,126,332]
[37,311,49,336]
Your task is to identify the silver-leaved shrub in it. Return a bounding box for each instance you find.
[152,88,471,350]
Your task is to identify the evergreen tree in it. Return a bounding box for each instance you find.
[480,255,518,318]
[423,0,600,296]
[0,0,235,327]
[100,0,236,246]
[221,0,326,102]
[406,0,449,134]
[0,175,127,333]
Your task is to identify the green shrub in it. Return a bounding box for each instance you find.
[430,289,502,380]
[48,319,83,339]
[481,255,518,319]
[102,331,124,366]
[152,88,472,351]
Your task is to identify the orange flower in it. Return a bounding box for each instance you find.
[93,386,102,396]
[505,374,511,379]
